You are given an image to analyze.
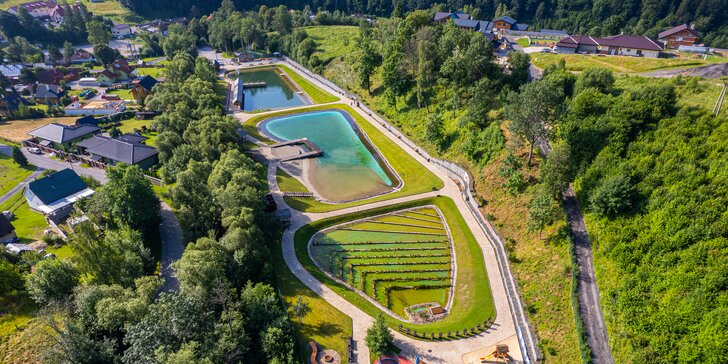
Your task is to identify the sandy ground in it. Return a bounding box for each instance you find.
[0,116,77,142]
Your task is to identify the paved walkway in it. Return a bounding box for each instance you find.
[236,61,526,363]
[159,202,184,292]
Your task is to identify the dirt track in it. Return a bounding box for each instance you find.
[642,62,728,78]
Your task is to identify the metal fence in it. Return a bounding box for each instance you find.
[280,56,542,363]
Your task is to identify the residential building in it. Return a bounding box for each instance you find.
[64,100,127,116]
[434,11,470,24]
[8,1,56,19]
[0,214,16,243]
[111,24,133,38]
[96,59,134,85]
[68,49,95,64]
[0,64,24,82]
[34,84,65,104]
[36,67,81,85]
[24,168,95,220]
[658,24,701,49]
[556,35,664,58]
[49,2,84,23]
[492,16,529,32]
[76,135,159,169]
[131,75,158,102]
[27,122,100,151]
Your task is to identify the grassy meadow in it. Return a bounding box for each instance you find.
[529,52,728,73]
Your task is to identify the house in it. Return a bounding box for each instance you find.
[0,64,24,82]
[492,16,529,32]
[75,115,101,126]
[27,123,100,151]
[76,135,159,169]
[131,75,158,102]
[5,243,35,255]
[658,24,701,49]
[34,84,65,104]
[8,1,56,19]
[48,2,85,23]
[69,49,95,64]
[0,214,16,243]
[434,11,470,24]
[111,24,133,38]
[96,59,134,85]
[0,92,31,116]
[36,68,81,85]
[64,100,126,115]
[24,168,95,220]
[556,35,664,58]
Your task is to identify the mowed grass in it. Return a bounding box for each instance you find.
[0,0,136,22]
[0,191,47,243]
[244,104,443,213]
[106,88,133,100]
[135,67,165,78]
[0,155,34,196]
[297,196,495,337]
[276,168,308,193]
[276,64,339,104]
[268,231,352,363]
[529,52,727,73]
[311,207,452,316]
[0,116,77,143]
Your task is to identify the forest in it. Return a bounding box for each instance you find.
[118,0,728,47]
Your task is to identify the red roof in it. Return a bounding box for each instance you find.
[658,24,701,39]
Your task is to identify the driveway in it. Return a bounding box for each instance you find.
[22,150,108,183]
[159,202,183,292]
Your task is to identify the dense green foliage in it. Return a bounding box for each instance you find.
[118,0,728,47]
[366,313,393,357]
[530,62,728,362]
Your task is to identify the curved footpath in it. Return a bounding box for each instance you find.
[228,60,538,363]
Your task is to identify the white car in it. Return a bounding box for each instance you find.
[27,147,41,154]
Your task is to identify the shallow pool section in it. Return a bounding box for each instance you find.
[230,68,310,111]
[263,110,397,202]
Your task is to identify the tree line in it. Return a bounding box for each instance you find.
[118,0,728,47]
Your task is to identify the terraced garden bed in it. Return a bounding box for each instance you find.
[311,206,453,319]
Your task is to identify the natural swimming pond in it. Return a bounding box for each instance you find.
[230,68,311,111]
[262,110,398,202]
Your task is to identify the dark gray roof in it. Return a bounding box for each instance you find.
[514,23,530,31]
[34,84,63,99]
[117,133,148,144]
[28,123,100,143]
[85,137,158,164]
[494,16,517,24]
[0,214,15,236]
[454,19,480,29]
[76,135,110,149]
[136,75,158,91]
[27,169,88,205]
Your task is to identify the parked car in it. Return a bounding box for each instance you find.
[540,48,553,53]
[27,147,41,154]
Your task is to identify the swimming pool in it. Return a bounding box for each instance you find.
[230,68,311,111]
[262,109,398,201]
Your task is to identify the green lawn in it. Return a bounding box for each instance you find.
[135,67,165,78]
[0,191,47,243]
[118,118,158,146]
[269,231,352,363]
[276,64,339,104]
[296,196,495,338]
[0,155,33,197]
[0,0,135,21]
[529,52,728,73]
[106,88,133,100]
[303,26,359,64]
[245,104,444,213]
[276,168,308,193]
[311,207,452,317]
[516,37,530,48]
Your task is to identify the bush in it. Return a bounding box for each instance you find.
[25,259,79,305]
[588,174,635,217]
[12,146,28,167]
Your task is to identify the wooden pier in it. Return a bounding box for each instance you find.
[270,138,323,161]
[242,81,267,88]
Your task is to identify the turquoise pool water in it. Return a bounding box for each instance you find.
[230,68,310,111]
[263,110,396,201]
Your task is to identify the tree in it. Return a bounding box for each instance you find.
[381,37,409,107]
[574,67,615,95]
[589,174,635,217]
[63,40,74,60]
[19,67,37,84]
[93,44,121,66]
[527,194,554,238]
[87,20,111,46]
[0,259,22,295]
[26,259,79,305]
[540,142,573,198]
[12,146,28,167]
[289,296,311,324]
[366,313,392,357]
[505,80,565,167]
[163,24,197,58]
[48,44,63,64]
[171,160,220,242]
[415,26,437,109]
[272,5,292,35]
[356,22,377,94]
[165,52,195,84]
[424,113,445,150]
